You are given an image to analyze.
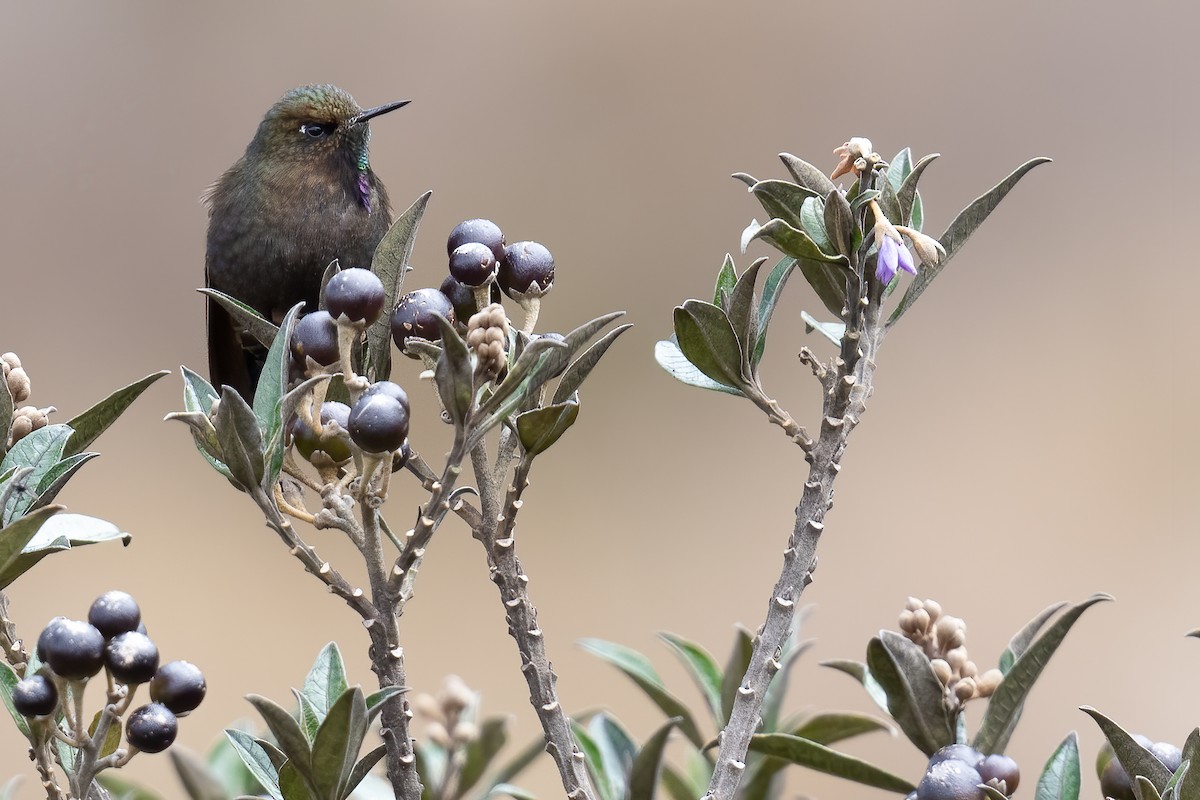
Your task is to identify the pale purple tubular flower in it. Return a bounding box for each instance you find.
[876,234,917,284]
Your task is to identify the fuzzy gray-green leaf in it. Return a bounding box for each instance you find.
[673,301,748,391]
[303,642,348,720]
[823,189,854,258]
[578,638,704,748]
[779,153,837,197]
[790,712,894,745]
[551,324,632,405]
[434,314,475,428]
[974,594,1111,754]
[0,376,11,461]
[454,717,508,800]
[0,424,71,524]
[247,694,312,779]
[254,303,302,489]
[999,601,1069,674]
[64,370,169,457]
[1035,732,1081,800]
[515,396,579,457]
[0,504,63,590]
[750,180,816,230]
[727,258,766,369]
[888,157,1051,326]
[866,632,954,756]
[753,257,796,366]
[897,154,940,227]
[215,387,266,491]
[312,687,368,800]
[654,337,743,397]
[748,218,849,268]
[659,633,723,725]
[747,733,916,793]
[713,254,737,308]
[170,747,230,800]
[224,730,284,800]
[628,717,681,800]
[0,512,129,589]
[368,190,431,382]
[200,288,279,350]
[720,627,754,724]
[1081,707,1172,793]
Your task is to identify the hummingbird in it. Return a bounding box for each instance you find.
[204,84,408,398]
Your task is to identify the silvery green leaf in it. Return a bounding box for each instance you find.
[515,396,580,457]
[866,632,954,756]
[752,256,797,366]
[750,180,816,230]
[368,190,431,382]
[778,153,837,197]
[0,424,71,524]
[801,311,846,346]
[215,388,266,492]
[897,154,939,228]
[673,301,748,391]
[551,324,632,405]
[655,337,743,396]
[889,157,1052,326]
[1034,732,1080,800]
[64,370,169,457]
[0,512,130,588]
[713,254,737,308]
[200,288,279,351]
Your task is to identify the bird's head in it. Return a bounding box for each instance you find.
[248,84,408,172]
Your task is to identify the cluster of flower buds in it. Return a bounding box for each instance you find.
[827,138,946,285]
[2,353,55,448]
[910,744,1020,800]
[12,591,205,761]
[898,597,1002,708]
[466,304,511,383]
[412,675,481,751]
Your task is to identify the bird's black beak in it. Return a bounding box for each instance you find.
[349,100,411,126]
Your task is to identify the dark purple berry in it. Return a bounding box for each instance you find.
[125,703,178,753]
[977,754,1020,794]
[1148,742,1183,774]
[364,380,410,409]
[917,759,984,800]
[449,242,498,288]
[291,311,340,367]
[928,744,984,770]
[447,218,505,262]
[149,661,206,714]
[88,591,141,640]
[1098,736,1169,800]
[348,394,409,454]
[39,618,105,680]
[499,241,554,296]
[12,674,58,717]
[104,631,159,685]
[391,439,412,473]
[391,288,455,351]
[292,402,353,464]
[325,267,386,324]
[1100,759,1135,800]
[35,616,67,660]
[439,275,499,322]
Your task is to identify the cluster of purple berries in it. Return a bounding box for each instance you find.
[392,218,555,350]
[12,591,205,754]
[286,219,553,466]
[910,745,1020,800]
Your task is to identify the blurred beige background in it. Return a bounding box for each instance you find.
[1,1,1196,798]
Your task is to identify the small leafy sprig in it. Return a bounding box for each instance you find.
[0,591,204,800]
[580,614,897,800]
[171,192,626,800]
[655,139,1050,800]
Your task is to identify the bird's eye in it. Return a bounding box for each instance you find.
[300,122,333,139]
